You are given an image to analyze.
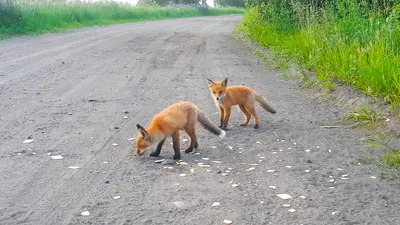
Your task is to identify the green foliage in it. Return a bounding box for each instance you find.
[137,0,200,7]
[238,0,400,110]
[0,2,243,39]
[215,0,245,8]
[385,149,400,166]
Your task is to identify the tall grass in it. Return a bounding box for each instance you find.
[238,0,400,110]
[0,1,243,39]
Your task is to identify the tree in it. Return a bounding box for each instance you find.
[215,0,245,8]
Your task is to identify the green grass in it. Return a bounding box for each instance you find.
[385,149,400,166]
[0,1,243,39]
[236,0,400,110]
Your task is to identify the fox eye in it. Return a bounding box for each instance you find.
[219,91,222,94]
[213,92,216,94]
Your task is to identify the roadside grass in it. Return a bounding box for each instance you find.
[360,133,400,182]
[0,1,244,39]
[236,1,400,111]
[343,106,386,129]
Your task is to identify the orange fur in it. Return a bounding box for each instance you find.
[207,78,276,130]
[135,101,225,160]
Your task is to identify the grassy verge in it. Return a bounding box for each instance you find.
[0,1,243,39]
[235,0,400,111]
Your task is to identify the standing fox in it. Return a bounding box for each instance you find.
[207,78,276,130]
[135,101,226,160]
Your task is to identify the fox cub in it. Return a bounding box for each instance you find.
[207,78,276,130]
[135,101,226,160]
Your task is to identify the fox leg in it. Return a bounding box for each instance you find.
[171,131,181,160]
[183,127,198,153]
[222,107,231,130]
[218,106,225,128]
[244,104,260,129]
[150,138,166,157]
[238,104,251,126]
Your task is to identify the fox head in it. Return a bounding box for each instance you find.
[207,78,228,102]
[135,124,152,156]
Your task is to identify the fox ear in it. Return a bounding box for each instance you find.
[221,78,228,87]
[207,79,215,86]
[136,124,148,138]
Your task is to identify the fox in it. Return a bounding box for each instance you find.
[207,78,276,130]
[135,101,226,160]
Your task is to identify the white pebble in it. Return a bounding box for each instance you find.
[81,211,90,216]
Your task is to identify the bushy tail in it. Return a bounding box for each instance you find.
[254,92,276,114]
[197,109,226,139]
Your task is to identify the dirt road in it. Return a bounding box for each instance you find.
[0,15,399,225]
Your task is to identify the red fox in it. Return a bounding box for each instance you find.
[207,78,276,130]
[135,101,226,160]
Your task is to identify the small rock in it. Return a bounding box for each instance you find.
[81,211,90,216]
[105,180,110,184]
[179,162,188,165]
[23,139,34,144]
[179,174,187,177]
[128,138,135,141]
[190,168,195,173]
[202,158,210,161]
[162,159,176,165]
[228,146,233,150]
[269,186,276,189]
[212,160,222,164]
[288,209,296,213]
[198,164,211,168]
[232,184,239,188]
[246,167,255,172]
[304,170,310,173]
[68,166,80,169]
[370,176,377,179]
[112,143,118,146]
[305,149,311,152]
[259,156,266,159]
[267,170,275,173]
[104,161,109,164]
[299,196,306,199]
[221,173,228,176]
[182,138,188,142]
[277,194,292,200]
[329,179,335,183]
[285,166,292,168]
[332,211,338,215]
[114,126,119,129]
[50,155,64,160]
[282,204,291,208]
[211,146,217,149]
[337,168,344,171]
[256,141,261,144]
[212,202,220,207]
[113,196,121,199]
[223,219,233,224]
[155,159,165,163]
[123,116,128,119]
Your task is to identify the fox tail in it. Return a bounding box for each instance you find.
[197,109,226,139]
[254,91,276,114]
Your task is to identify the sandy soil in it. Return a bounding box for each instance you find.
[0,15,399,225]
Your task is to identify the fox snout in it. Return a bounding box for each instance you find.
[216,95,224,101]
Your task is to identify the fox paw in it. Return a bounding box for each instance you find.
[253,124,259,129]
[173,154,181,160]
[149,152,160,157]
[184,148,193,153]
[240,123,248,126]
